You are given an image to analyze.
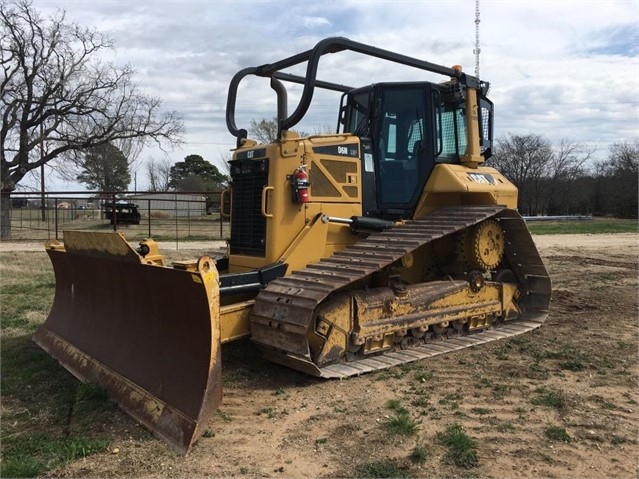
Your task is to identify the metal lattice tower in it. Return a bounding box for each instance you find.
[473,0,481,79]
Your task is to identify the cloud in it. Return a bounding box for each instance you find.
[302,16,331,29]
[582,24,638,57]
[26,0,639,191]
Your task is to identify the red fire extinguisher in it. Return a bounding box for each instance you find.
[293,165,310,203]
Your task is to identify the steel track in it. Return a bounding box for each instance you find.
[250,206,551,378]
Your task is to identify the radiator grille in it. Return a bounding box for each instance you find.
[230,158,268,256]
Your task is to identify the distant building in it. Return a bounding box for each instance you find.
[127,193,206,218]
[11,198,28,208]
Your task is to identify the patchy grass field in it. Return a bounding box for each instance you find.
[0,252,114,477]
[527,217,637,235]
[1,232,637,478]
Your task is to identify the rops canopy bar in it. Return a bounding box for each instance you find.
[225,36,480,142]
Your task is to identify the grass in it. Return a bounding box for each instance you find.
[559,359,586,371]
[610,436,627,445]
[256,407,277,418]
[1,366,115,477]
[492,383,511,399]
[544,426,571,443]
[496,421,516,433]
[436,423,479,469]
[1,434,110,478]
[438,391,463,410]
[471,407,491,415]
[414,370,433,382]
[1,252,55,332]
[592,396,617,410]
[527,218,637,235]
[410,392,431,408]
[356,460,410,478]
[531,388,567,410]
[1,252,115,477]
[385,413,419,436]
[409,444,429,464]
[217,410,233,422]
[496,336,594,375]
[384,400,419,436]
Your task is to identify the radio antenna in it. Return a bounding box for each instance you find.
[474,0,481,79]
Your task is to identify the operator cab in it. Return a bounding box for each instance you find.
[226,37,493,222]
[339,81,491,219]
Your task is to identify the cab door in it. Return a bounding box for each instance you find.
[373,84,434,218]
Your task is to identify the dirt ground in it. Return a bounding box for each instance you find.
[18,234,639,478]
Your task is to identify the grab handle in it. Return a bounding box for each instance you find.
[261,186,274,218]
[220,188,231,219]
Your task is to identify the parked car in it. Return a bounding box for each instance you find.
[102,202,141,225]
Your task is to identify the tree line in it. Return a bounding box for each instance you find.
[84,131,639,221]
[488,135,637,218]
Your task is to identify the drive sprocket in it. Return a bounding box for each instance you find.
[464,219,505,271]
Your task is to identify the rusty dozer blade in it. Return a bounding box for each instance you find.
[33,231,222,454]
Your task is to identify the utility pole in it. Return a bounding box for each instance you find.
[40,123,46,221]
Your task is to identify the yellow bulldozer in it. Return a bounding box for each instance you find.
[34,37,551,453]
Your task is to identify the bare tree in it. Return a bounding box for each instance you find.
[146,156,173,191]
[0,1,184,238]
[595,140,639,218]
[249,118,279,144]
[310,123,336,135]
[543,140,593,214]
[218,152,232,178]
[248,117,316,144]
[488,134,553,215]
[605,140,638,176]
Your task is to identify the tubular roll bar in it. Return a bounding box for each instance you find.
[225,36,481,144]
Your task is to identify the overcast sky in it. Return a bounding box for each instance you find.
[28,0,639,191]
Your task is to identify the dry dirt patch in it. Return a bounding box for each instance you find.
[13,234,639,478]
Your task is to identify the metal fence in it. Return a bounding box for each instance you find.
[4,190,229,243]
[522,215,593,222]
